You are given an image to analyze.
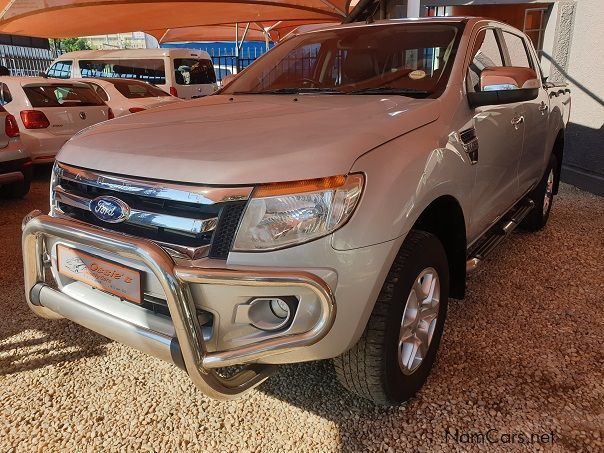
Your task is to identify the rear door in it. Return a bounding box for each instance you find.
[501,31,549,193]
[22,83,109,135]
[172,57,217,99]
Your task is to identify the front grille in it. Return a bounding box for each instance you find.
[53,164,251,260]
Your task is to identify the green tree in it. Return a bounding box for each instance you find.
[57,37,91,52]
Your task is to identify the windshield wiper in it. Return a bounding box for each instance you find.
[233,87,344,95]
[346,87,429,96]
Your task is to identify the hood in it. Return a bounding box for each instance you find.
[57,94,440,185]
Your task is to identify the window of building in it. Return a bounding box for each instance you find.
[523,7,548,52]
[46,60,72,79]
[502,32,532,68]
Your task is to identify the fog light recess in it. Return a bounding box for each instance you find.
[247,296,298,332]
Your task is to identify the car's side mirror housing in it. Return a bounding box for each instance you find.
[468,66,540,108]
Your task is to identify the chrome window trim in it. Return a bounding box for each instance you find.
[56,163,253,204]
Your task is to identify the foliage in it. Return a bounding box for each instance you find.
[57,38,91,52]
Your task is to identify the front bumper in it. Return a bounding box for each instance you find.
[22,212,336,400]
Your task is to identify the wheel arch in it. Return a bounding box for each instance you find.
[412,195,467,299]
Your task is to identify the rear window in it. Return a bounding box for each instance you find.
[23,85,105,107]
[110,80,170,98]
[173,58,216,85]
[80,59,166,85]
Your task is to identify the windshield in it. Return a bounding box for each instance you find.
[223,22,463,97]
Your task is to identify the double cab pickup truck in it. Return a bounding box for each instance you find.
[22,18,570,405]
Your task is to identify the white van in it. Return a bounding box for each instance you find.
[46,48,218,100]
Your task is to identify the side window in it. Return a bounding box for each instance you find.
[46,60,72,79]
[0,83,12,105]
[89,83,109,101]
[467,29,504,92]
[502,32,532,68]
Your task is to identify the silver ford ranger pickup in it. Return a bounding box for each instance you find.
[22,18,571,405]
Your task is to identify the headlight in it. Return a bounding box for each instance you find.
[233,174,364,251]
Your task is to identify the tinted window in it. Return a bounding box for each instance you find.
[502,32,532,68]
[80,59,166,84]
[110,80,170,98]
[223,23,463,97]
[174,58,217,85]
[467,29,504,92]
[87,83,109,101]
[46,60,73,79]
[0,83,12,105]
[23,85,105,107]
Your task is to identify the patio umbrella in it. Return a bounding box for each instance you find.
[0,0,350,38]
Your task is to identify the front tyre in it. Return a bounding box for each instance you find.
[333,230,449,406]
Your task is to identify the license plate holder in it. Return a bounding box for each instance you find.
[57,244,142,304]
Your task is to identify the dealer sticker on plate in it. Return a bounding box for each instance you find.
[57,245,141,304]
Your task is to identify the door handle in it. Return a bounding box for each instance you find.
[539,101,548,114]
[511,115,524,129]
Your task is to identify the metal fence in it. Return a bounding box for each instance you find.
[0,45,62,76]
[207,47,263,81]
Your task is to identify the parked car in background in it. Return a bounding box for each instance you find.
[0,105,31,197]
[76,78,182,117]
[0,77,112,164]
[47,48,218,100]
[23,18,570,405]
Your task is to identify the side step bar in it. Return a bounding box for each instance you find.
[466,199,535,274]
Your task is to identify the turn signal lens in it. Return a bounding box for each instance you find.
[169,86,178,97]
[128,107,146,114]
[107,108,115,120]
[20,110,50,129]
[5,113,19,137]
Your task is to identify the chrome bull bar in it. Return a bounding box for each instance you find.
[22,212,336,400]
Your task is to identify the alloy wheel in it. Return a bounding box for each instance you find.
[398,267,440,375]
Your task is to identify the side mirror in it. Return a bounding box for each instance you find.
[221,73,237,86]
[468,66,540,108]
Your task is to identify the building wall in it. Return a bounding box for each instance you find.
[559,0,603,195]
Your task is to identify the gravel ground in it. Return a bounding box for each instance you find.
[1,168,602,452]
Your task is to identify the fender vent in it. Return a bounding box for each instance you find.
[459,127,479,164]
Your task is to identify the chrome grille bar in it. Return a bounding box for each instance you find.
[57,163,253,204]
[55,185,218,235]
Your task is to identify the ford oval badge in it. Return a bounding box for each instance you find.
[90,196,130,223]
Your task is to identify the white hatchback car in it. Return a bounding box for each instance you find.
[76,78,182,117]
[0,77,112,164]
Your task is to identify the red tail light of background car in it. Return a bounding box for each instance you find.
[5,113,20,137]
[20,110,50,129]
